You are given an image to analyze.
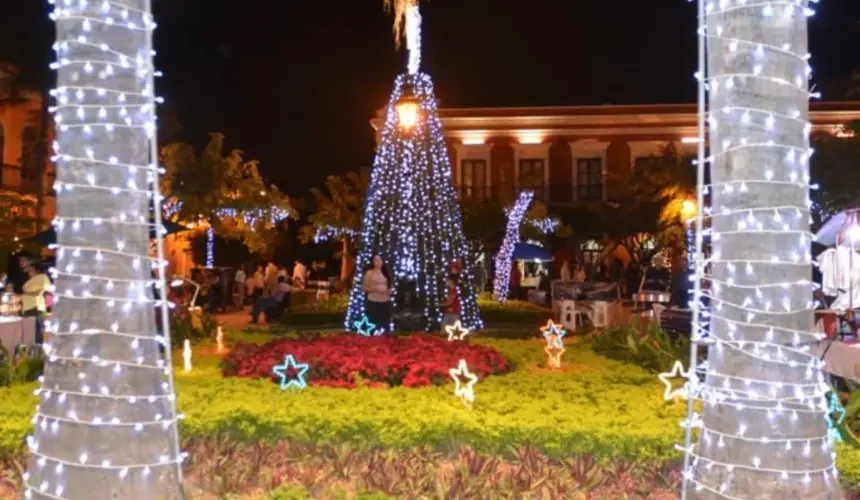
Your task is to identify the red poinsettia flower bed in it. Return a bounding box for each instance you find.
[220,333,512,388]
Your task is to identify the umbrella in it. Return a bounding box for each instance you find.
[815,209,860,247]
[29,220,188,247]
[512,242,553,262]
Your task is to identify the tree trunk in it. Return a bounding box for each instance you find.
[25,2,185,499]
[689,2,842,498]
[340,236,351,283]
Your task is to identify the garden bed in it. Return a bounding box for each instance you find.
[2,332,859,498]
[221,333,512,388]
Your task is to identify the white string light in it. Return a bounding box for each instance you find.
[25,1,184,498]
[677,0,841,498]
[493,191,533,301]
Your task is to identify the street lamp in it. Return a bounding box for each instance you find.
[396,83,420,130]
[680,198,697,222]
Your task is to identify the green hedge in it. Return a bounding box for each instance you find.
[283,295,550,328]
[3,336,858,490]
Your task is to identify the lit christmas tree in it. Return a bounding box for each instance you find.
[345,3,481,331]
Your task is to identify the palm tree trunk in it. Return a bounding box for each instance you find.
[688,2,842,498]
[25,1,184,498]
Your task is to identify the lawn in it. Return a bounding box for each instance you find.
[2,329,858,499]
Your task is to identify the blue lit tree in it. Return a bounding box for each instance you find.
[345,4,481,331]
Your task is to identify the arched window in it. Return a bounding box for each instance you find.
[21,126,38,181]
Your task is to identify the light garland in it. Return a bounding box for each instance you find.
[344,6,481,333]
[445,320,470,342]
[449,359,478,407]
[313,225,356,244]
[677,0,842,498]
[25,1,185,498]
[163,201,292,267]
[493,191,534,302]
[272,354,310,391]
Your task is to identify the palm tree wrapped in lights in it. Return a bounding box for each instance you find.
[24,1,185,498]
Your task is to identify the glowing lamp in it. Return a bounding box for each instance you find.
[680,199,697,222]
[182,339,192,373]
[216,326,225,354]
[396,84,420,130]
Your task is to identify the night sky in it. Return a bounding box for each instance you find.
[0,0,858,197]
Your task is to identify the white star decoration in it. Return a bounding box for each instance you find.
[658,360,696,401]
[449,359,478,406]
[445,320,471,341]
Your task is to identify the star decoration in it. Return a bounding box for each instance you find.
[449,359,478,406]
[540,319,565,340]
[826,392,847,442]
[658,360,695,401]
[353,315,382,337]
[272,354,310,390]
[544,333,566,369]
[446,320,471,341]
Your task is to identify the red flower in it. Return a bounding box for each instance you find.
[220,333,511,388]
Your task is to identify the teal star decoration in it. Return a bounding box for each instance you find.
[272,355,310,390]
[827,392,847,442]
[354,315,383,336]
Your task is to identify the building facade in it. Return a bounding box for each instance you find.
[372,102,860,205]
[0,62,55,232]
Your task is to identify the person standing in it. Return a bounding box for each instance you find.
[250,265,265,302]
[361,255,392,331]
[234,265,247,309]
[19,256,52,344]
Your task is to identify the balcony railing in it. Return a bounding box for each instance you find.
[455,185,551,204]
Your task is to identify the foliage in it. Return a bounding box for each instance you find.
[221,334,511,388]
[810,120,860,229]
[169,306,218,348]
[844,390,860,447]
[282,293,549,327]
[298,170,369,280]
[589,320,695,374]
[3,333,860,493]
[0,345,43,388]
[160,133,296,256]
[0,190,38,247]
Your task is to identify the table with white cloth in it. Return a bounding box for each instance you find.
[810,340,860,382]
[0,316,37,350]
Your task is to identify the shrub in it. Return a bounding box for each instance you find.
[220,333,512,388]
[588,320,696,373]
[170,306,218,348]
[0,345,43,388]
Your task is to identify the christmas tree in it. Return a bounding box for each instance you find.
[345,70,482,331]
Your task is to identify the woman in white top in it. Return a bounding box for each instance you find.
[361,255,393,332]
[20,256,51,344]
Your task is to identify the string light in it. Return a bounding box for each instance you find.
[493,191,534,301]
[677,0,841,497]
[345,4,481,332]
[25,1,185,498]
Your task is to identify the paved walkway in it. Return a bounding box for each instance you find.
[215,308,254,329]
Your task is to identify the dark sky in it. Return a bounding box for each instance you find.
[1,0,858,197]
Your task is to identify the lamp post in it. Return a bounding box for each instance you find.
[396,83,420,130]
